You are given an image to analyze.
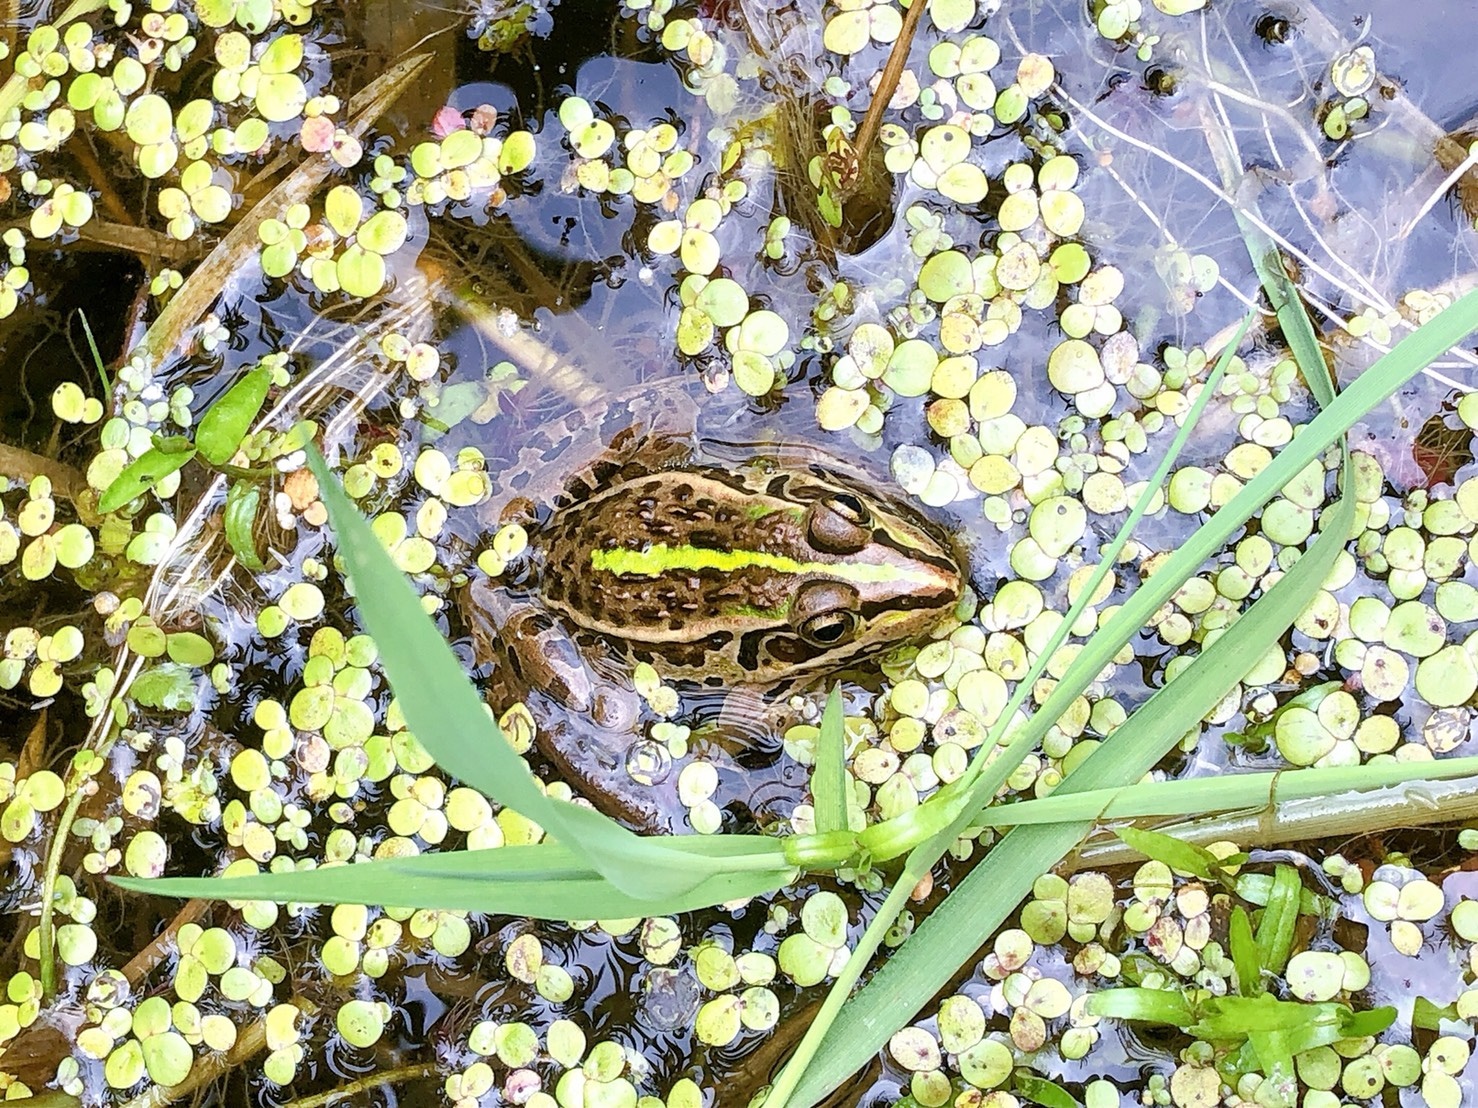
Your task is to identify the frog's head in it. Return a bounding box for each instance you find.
[552,466,963,686]
[730,470,964,683]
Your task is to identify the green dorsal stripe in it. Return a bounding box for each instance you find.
[591,543,944,587]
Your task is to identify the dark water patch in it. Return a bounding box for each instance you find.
[0,251,143,450]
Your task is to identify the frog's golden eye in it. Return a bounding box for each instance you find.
[792,580,861,647]
[826,493,870,526]
[807,495,872,554]
[798,609,858,646]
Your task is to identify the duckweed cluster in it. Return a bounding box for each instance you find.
[880,854,1478,1108]
[1,0,1477,1106]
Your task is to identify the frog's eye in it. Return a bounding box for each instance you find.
[806,495,872,554]
[826,493,871,526]
[798,609,858,646]
[792,581,861,647]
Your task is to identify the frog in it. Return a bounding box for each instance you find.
[456,377,964,832]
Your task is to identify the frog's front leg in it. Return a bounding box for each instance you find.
[465,578,685,832]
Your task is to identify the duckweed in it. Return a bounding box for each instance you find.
[5,0,1478,1105]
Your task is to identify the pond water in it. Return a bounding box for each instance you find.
[5,2,1478,1107]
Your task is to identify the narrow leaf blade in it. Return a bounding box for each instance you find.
[112,838,793,919]
[224,481,266,570]
[303,446,725,901]
[98,445,196,513]
[812,686,848,835]
[1112,825,1222,880]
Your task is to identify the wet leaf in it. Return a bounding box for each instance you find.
[196,365,271,465]
[1086,987,1193,1026]
[165,631,215,667]
[1228,906,1260,996]
[1412,996,1458,1030]
[1254,864,1302,976]
[337,244,386,297]
[1112,825,1221,880]
[99,445,197,513]
[812,687,848,836]
[1012,1073,1079,1108]
[224,481,266,571]
[131,663,198,712]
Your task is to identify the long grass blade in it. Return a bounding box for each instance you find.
[304,448,784,899]
[772,285,1478,1108]
[812,686,849,835]
[112,835,795,919]
[765,317,1249,1108]
[777,439,1357,1107]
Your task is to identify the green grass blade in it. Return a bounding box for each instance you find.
[112,835,795,918]
[1254,864,1302,976]
[1085,987,1194,1025]
[776,283,1478,1108]
[1206,129,1332,405]
[966,755,1478,826]
[765,324,1251,1108]
[1023,285,1478,739]
[75,310,112,410]
[812,686,848,835]
[303,447,731,901]
[1229,907,1260,995]
[777,485,1352,1105]
[948,317,1253,802]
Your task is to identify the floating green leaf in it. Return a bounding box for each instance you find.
[1012,1074,1079,1108]
[131,663,199,712]
[1112,825,1223,880]
[1228,906,1260,996]
[98,444,197,513]
[196,365,271,465]
[224,481,266,570]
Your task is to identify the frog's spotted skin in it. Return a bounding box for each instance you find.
[459,379,964,830]
[540,468,961,684]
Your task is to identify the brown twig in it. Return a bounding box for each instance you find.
[74,220,193,267]
[0,710,48,876]
[0,442,91,508]
[117,898,214,986]
[280,1063,440,1108]
[849,0,928,179]
[66,132,135,227]
[135,50,434,366]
